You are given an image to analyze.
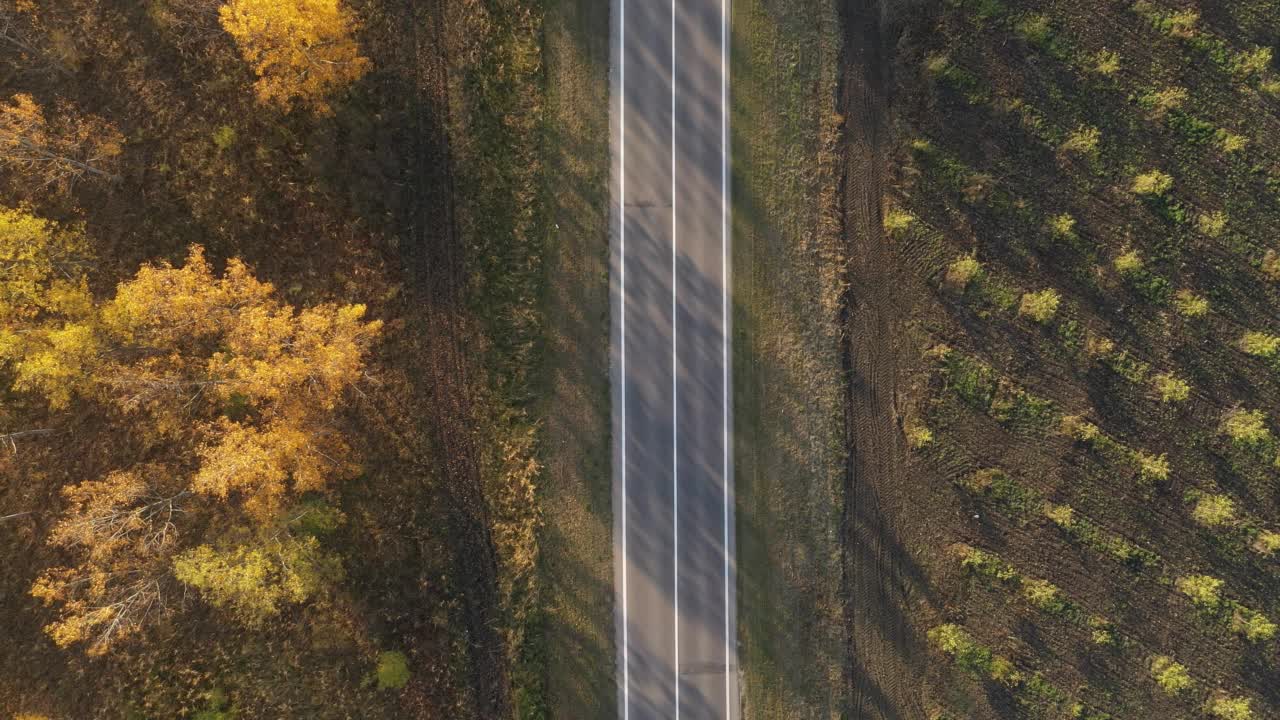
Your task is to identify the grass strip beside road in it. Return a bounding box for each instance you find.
[533,0,615,717]
[731,1,848,718]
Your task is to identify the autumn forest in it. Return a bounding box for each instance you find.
[0,0,581,716]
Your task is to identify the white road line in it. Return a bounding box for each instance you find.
[670,0,680,716]
[618,0,628,715]
[721,0,731,716]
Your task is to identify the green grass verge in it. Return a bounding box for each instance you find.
[531,0,615,717]
[731,1,847,717]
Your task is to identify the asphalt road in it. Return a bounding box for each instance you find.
[610,0,738,718]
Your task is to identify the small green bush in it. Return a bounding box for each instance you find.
[1157,8,1199,38]
[1152,373,1190,402]
[1014,14,1052,48]
[1047,213,1076,240]
[945,254,982,289]
[1132,170,1173,196]
[928,624,993,676]
[988,655,1021,687]
[1231,46,1273,79]
[883,207,915,235]
[1150,655,1193,695]
[1252,530,1280,557]
[1044,503,1074,527]
[1059,125,1100,155]
[958,545,1019,583]
[193,689,235,720]
[1239,331,1280,357]
[906,423,933,449]
[1231,607,1277,642]
[1173,289,1209,317]
[375,651,411,690]
[1207,696,1255,720]
[1019,288,1061,323]
[1191,494,1237,528]
[1261,250,1280,281]
[211,125,237,152]
[1134,451,1170,483]
[1216,130,1248,154]
[1092,49,1120,75]
[1222,408,1271,446]
[1176,574,1224,610]
[1022,578,1068,615]
[1060,415,1100,443]
[1197,211,1227,237]
[1137,86,1186,116]
[1088,616,1117,646]
[1114,249,1143,275]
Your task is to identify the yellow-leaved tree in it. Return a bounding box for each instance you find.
[218,0,370,114]
[0,205,96,409]
[173,533,344,625]
[28,245,381,653]
[99,247,378,517]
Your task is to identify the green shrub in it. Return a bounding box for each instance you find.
[1060,415,1100,443]
[193,688,235,720]
[1222,408,1271,445]
[1088,616,1117,646]
[1216,130,1248,154]
[375,651,411,690]
[945,254,982,289]
[928,624,994,676]
[958,545,1019,583]
[884,207,915,235]
[906,423,934,449]
[1022,578,1068,615]
[1231,607,1277,642]
[1044,503,1074,527]
[1231,46,1273,79]
[1137,86,1186,116]
[1261,250,1280,281]
[1019,288,1061,323]
[1014,14,1052,48]
[1150,655,1193,695]
[1060,125,1100,155]
[1197,211,1227,237]
[1252,530,1280,557]
[1092,49,1120,75]
[1132,170,1173,196]
[1191,493,1237,527]
[1152,373,1190,402]
[1145,5,1199,38]
[1047,213,1077,240]
[211,125,237,151]
[1173,289,1209,317]
[1114,249,1143,275]
[1134,450,1170,483]
[1207,696,1255,720]
[1176,574,1224,610]
[988,655,1022,687]
[1239,331,1280,357]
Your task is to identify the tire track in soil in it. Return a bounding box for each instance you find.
[395,0,513,716]
[837,2,928,718]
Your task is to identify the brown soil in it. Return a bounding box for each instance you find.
[837,1,931,718]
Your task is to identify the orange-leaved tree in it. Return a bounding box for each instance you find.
[31,466,187,654]
[0,93,122,191]
[218,0,370,114]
